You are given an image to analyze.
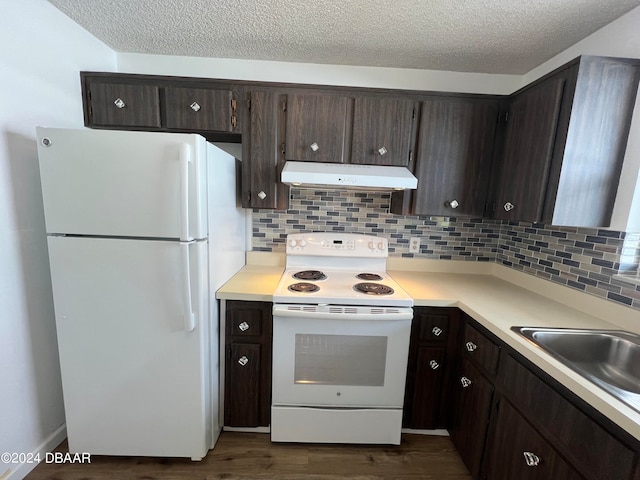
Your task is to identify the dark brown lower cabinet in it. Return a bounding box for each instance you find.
[224,300,272,428]
[449,358,495,479]
[485,400,583,480]
[403,307,460,429]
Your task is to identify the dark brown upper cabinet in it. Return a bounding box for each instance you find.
[283,93,351,163]
[351,97,416,166]
[492,76,566,222]
[491,56,640,227]
[87,81,161,128]
[241,90,288,209]
[163,87,236,132]
[409,97,500,216]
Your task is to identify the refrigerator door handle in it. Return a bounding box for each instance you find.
[180,241,196,332]
[179,144,193,242]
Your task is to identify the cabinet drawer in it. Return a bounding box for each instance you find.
[463,323,500,375]
[486,399,583,480]
[164,87,234,132]
[416,310,450,343]
[227,309,264,337]
[500,353,635,480]
[89,82,161,128]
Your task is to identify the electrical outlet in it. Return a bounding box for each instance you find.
[409,237,421,253]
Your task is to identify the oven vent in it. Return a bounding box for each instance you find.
[329,306,359,314]
[371,308,394,314]
[285,305,319,312]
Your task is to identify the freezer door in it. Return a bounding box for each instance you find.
[47,236,211,459]
[37,127,208,240]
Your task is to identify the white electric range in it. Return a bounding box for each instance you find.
[271,233,413,445]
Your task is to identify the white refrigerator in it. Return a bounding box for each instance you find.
[36,127,247,460]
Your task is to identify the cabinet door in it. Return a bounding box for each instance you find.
[164,87,235,132]
[409,347,446,429]
[284,93,350,163]
[449,359,494,479]
[412,98,499,216]
[225,343,262,427]
[242,91,284,209]
[88,81,161,128]
[492,77,565,221]
[351,97,415,166]
[485,400,583,480]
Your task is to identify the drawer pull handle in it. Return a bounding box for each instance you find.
[257,191,267,200]
[238,321,250,332]
[190,101,201,112]
[114,97,125,109]
[238,355,249,366]
[432,326,443,336]
[504,201,515,212]
[429,360,440,370]
[447,199,459,209]
[377,146,388,156]
[466,341,477,352]
[460,376,472,388]
[523,451,541,467]
[310,142,319,152]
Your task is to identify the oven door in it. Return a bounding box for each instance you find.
[272,304,412,408]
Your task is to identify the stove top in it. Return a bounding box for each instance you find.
[273,233,413,307]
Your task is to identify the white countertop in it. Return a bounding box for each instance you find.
[217,253,640,441]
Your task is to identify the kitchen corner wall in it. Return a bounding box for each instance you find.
[252,188,640,311]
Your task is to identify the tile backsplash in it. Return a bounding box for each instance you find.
[252,188,640,311]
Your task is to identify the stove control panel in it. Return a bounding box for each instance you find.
[286,233,388,257]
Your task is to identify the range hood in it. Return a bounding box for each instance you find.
[281,161,417,191]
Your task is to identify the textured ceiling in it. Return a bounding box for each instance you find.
[47,0,640,74]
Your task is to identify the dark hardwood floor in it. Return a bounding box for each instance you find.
[26,432,471,479]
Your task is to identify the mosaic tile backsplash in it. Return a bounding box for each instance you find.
[252,188,640,311]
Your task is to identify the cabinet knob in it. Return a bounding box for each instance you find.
[429,360,440,370]
[190,101,201,112]
[113,97,126,109]
[523,451,541,467]
[432,326,443,337]
[503,202,515,212]
[460,376,472,388]
[377,146,388,156]
[238,321,250,332]
[465,341,477,352]
[447,199,459,209]
[238,355,249,366]
[310,142,320,152]
[257,191,267,200]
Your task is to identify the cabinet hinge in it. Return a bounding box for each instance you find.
[246,99,252,110]
[281,143,286,155]
[408,150,413,163]
[231,98,237,112]
[282,99,287,112]
[231,115,237,128]
[503,111,510,123]
[412,108,416,120]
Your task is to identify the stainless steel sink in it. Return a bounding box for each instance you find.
[512,327,640,412]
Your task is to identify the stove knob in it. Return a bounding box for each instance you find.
[289,239,298,248]
[377,242,384,251]
[299,239,307,247]
[368,241,375,249]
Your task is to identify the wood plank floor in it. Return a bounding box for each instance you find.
[26,432,472,479]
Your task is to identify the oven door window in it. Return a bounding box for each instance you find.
[294,334,387,386]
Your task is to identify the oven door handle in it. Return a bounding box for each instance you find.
[272,304,413,321]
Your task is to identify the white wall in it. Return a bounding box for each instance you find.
[0,1,116,478]
[521,6,640,232]
[116,54,521,95]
